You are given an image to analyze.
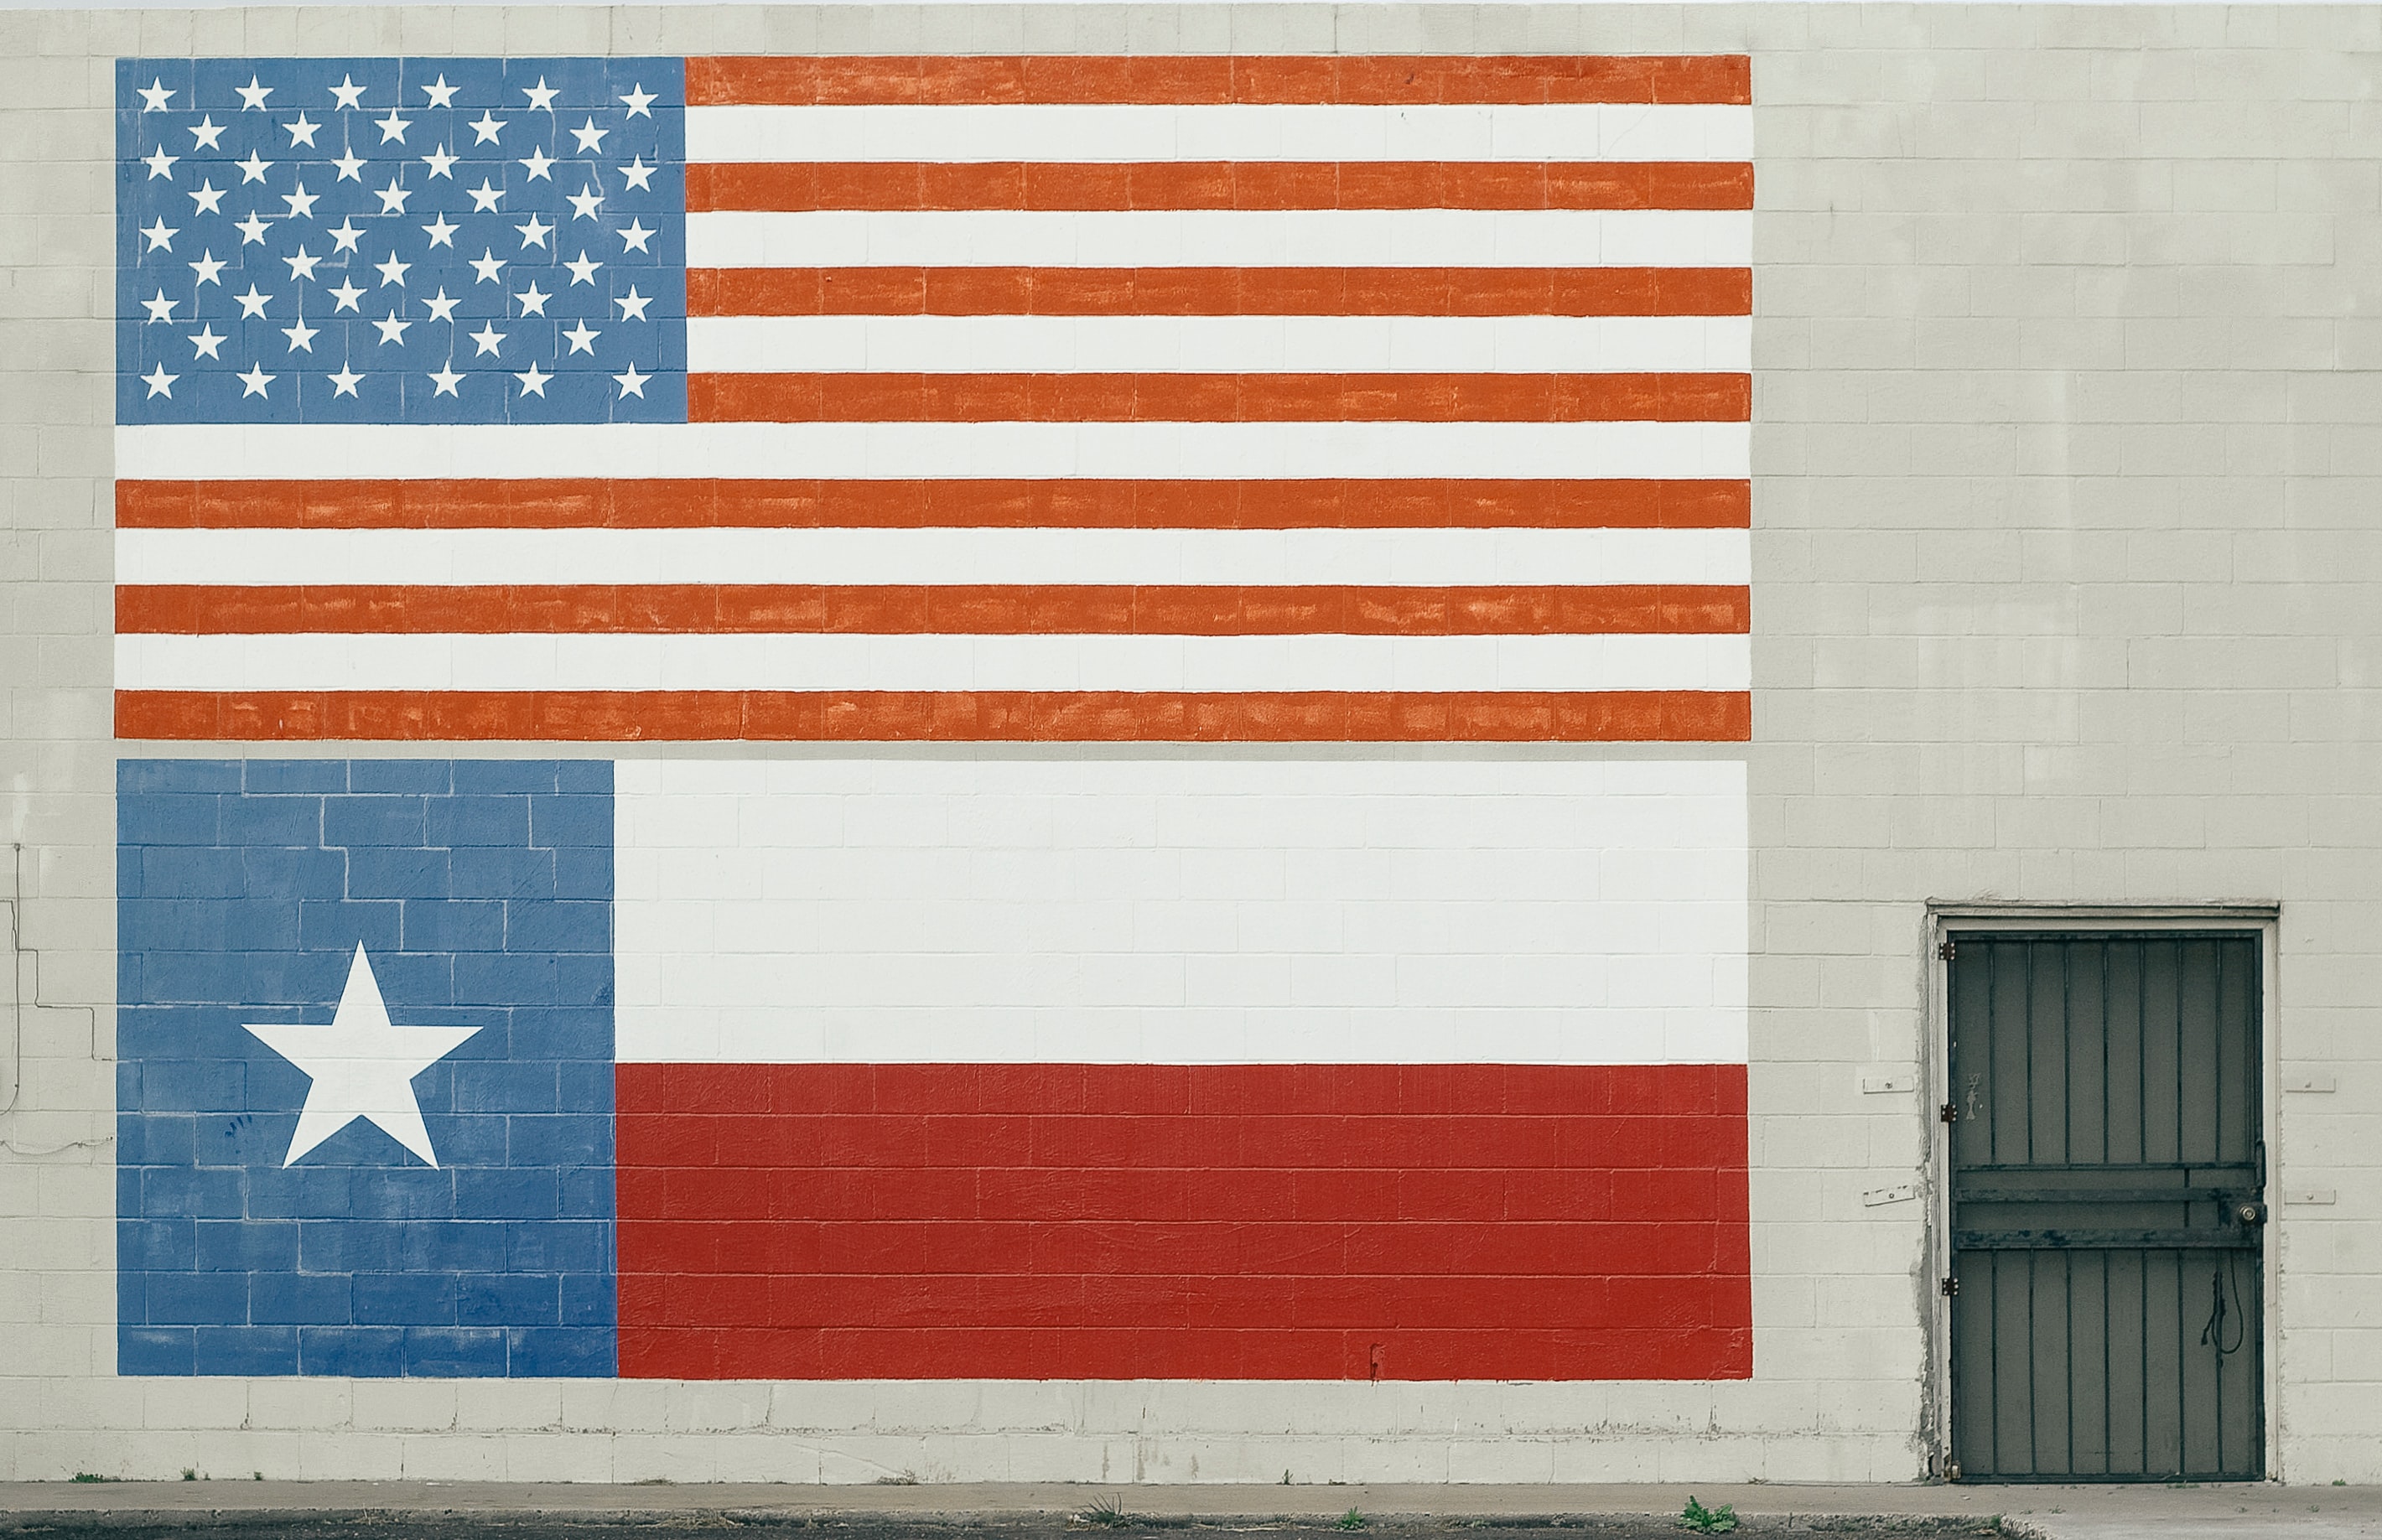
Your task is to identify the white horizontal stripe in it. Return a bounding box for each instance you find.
[118,527,1749,589]
[114,631,1751,693]
[117,422,1750,481]
[614,757,1749,1066]
[686,103,1752,164]
[687,208,1749,268]
[686,314,1751,374]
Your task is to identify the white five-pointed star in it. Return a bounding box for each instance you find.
[469,249,507,283]
[372,311,411,345]
[615,285,651,321]
[189,179,226,215]
[567,185,604,220]
[329,218,366,254]
[616,218,655,253]
[244,946,482,1168]
[429,362,464,396]
[522,76,559,111]
[515,280,551,316]
[468,179,504,213]
[237,362,275,397]
[469,111,506,144]
[329,277,366,312]
[329,364,365,397]
[330,74,367,110]
[376,108,411,144]
[518,146,555,181]
[375,253,412,288]
[283,113,321,148]
[516,214,553,249]
[422,212,459,248]
[619,156,655,193]
[138,77,175,111]
[376,179,412,215]
[235,285,272,319]
[142,363,177,397]
[563,251,602,285]
[143,145,178,179]
[281,181,319,219]
[423,75,459,109]
[620,83,656,117]
[423,143,458,179]
[189,251,226,286]
[515,361,553,397]
[236,75,273,111]
[141,217,178,252]
[283,246,321,281]
[236,149,273,184]
[613,361,650,397]
[282,318,320,352]
[468,321,506,356]
[235,211,272,245]
[562,319,599,355]
[189,324,226,359]
[423,288,461,323]
[569,117,608,153]
[333,149,366,182]
[141,289,177,322]
[189,116,226,150]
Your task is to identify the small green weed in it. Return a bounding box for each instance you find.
[70,1474,117,1484]
[180,1468,198,1481]
[1080,1497,1130,1527]
[1338,1509,1367,1532]
[252,1473,264,1482]
[1678,1497,1738,1535]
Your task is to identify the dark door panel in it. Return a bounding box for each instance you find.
[1946,932,2264,1481]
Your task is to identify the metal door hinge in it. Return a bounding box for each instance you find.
[1939,1102,1959,1124]
[1937,939,1956,962]
[1941,1276,1960,1297]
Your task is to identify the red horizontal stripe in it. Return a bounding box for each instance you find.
[117,478,1752,531]
[690,372,1751,423]
[687,161,1755,213]
[688,267,1752,318]
[688,55,1752,107]
[117,583,1751,637]
[615,1062,1751,1382]
[115,689,1753,743]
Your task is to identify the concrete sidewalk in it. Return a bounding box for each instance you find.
[0,1480,2374,1537]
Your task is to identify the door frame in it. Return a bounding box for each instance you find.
[1924,903,2282,1482]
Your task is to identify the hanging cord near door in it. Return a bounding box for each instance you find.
[2200,1252,2247,1357]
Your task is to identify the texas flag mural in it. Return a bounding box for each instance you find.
[112,53,1753,1383]
[112,53,1751,746]
[118,756,1748,1379]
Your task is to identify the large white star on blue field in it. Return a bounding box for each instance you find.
[244,944,482,1168]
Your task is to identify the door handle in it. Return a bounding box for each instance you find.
[2234,1201,2267,1226]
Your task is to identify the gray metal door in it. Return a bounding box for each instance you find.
[1945,931,2265,1481]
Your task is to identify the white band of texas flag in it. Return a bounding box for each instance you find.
[115,52,1753,747]
[119,756,1750,1382]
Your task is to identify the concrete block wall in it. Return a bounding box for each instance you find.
[3,0,2381,1485]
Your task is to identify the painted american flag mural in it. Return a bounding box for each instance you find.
[113,54,1753,1381]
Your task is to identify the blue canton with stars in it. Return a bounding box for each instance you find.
[117,58,687,425]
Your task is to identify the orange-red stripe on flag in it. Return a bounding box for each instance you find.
[686,267,1753,319]
[117,689,1754,744]
[116,583,1752,638]
[688,372,1752,424]
[685,55,1753,108]
[685,161,1756,213]
[115,479,1752,531]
